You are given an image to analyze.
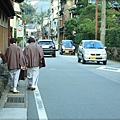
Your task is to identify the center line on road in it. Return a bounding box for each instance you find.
[34,86,48,120]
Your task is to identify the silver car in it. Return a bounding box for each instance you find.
[77,40,107,65]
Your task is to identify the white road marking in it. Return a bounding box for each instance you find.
[116,69,120,72]
[97,66,120,72]
[34,86,48,120]
[62,55,77,58]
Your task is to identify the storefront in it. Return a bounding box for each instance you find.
[0,0,15,52]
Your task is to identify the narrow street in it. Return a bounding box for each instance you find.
[0,0,120,120]
[27,52,120,120]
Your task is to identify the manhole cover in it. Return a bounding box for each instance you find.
[7,97,24,103]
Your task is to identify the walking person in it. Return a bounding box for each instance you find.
[0,38,26,93]
[23,37,45,90]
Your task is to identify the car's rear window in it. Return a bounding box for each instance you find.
[38,41,53,45]
[84,41,104,49]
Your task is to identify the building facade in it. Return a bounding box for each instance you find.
[49,0,78,44]
[0,0,24,52]
[0,0,15,52]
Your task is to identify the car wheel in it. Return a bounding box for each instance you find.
[53,54,56,57]
[60,52,63,55]
[78,57,81,63]
[103,60,107,65]
[53,52,56,57]
[81,56,86,64]
[97,61,100,64]
[73,52,75,55]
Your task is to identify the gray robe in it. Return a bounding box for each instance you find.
[23,43,44,68]
[1,44,25,70]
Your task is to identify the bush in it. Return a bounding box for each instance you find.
[106,28,120,47]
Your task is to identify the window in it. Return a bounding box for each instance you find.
[84,41,104,49]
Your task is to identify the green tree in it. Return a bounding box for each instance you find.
[64,0,120,45]
[106,3,120,29]
[20,2,36,24]
[64,18,77,41]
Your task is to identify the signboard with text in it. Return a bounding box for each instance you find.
[17,25,24,37]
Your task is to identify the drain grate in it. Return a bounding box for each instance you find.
[7,97,24,103]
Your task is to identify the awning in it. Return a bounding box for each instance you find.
[0,0,15,17]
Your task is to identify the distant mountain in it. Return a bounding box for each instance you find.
[34,0,50,13]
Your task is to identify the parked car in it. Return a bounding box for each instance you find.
[60,40,75,55]
[77,40,107,65]
[37,39,56,57]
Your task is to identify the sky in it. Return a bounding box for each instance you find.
[30,0,50,13]
[30,0,50,5]
[30,0,39,5]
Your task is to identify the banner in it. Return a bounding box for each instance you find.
[17,25,24,37]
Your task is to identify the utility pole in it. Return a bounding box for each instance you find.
[57,0,60,44]
[100,0,106,46]
[41,5,43,40]
[95,0,98,40]
[57,0,61,44]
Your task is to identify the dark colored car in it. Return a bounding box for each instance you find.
[37,39,56,57]
[59,40,75,55]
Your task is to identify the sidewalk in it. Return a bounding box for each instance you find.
[0,80,27,120]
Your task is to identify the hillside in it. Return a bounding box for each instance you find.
[34,0,50,13]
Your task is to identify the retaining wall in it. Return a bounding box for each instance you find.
[0,59,9,98]
[106,47,120,62]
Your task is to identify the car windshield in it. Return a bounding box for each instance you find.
[62,41,73,47]
[38,41,53,45]
[84,41,104,49]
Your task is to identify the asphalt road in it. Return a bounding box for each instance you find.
[27,51,120,120]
